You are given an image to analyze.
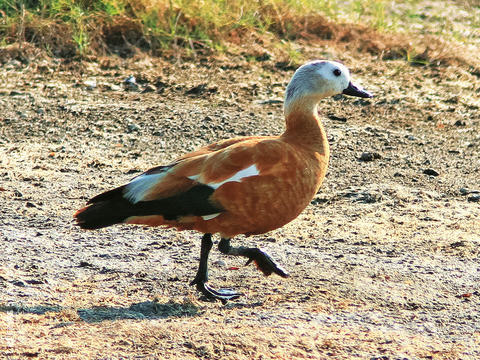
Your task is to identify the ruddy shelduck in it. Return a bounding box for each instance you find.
[75,60,373,302]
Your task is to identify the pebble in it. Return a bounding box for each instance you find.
[11,280,26,287]
[423,168,439,176]
[468,194,480,202]
[343,191,382,204]
[124,75,139,91]
[327,114,347,122]
[124,75,136,84]
[459,188,479,195]
[358,152,382,162]
[83,79,97,90]
[127,123,140,133]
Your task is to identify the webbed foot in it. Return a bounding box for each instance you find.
[218,238,289,278]
[190,277,242,304]
[244,248,289,278]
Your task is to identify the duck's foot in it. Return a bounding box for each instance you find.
[244,248,289,277]
[190,278,243,304]
[218,238,289,278]
[190,233,243,304]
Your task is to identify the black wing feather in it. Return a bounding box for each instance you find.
[75,184,223,229]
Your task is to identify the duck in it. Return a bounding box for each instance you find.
[75,60,373,303]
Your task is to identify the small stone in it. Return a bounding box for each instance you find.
[83,79,96,90]
[124,76,139,91]
[127,123,140,132]
[460,188,479,196]
[124,75,136,84]
[468,194,480,202]
[423,168,439,176]
[359,152,382,162]
[25,279,44,285]
[327,114,347,122]
[356,192,381,204]
[213,260,226,267]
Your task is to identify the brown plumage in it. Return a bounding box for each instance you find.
[74,60,373,302]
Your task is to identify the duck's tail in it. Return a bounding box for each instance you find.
[74,184,224,230]
[74,187,132,229]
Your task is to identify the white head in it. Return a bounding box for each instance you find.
[284,60,372,114]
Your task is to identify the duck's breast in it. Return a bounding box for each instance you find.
[199,139,328,236]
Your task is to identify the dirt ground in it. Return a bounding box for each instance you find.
[0,41,479,359]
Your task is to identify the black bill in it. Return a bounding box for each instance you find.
[342,81,373,98]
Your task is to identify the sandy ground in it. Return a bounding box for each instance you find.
[0,48,479,359]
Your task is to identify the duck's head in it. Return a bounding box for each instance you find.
[284,60,373,114]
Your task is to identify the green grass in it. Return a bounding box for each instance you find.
[0,0,478,58]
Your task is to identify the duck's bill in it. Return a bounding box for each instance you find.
[342,81,373,98]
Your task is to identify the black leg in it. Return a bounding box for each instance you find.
[190,233,243,303]
[218,238,289,278]
[190,233,213,286]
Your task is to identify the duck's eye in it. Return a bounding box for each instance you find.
[333,69,341,77]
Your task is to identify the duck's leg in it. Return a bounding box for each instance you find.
[190,233,243,303]
[218,238,289,278]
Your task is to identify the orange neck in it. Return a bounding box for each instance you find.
[281,96,330,157]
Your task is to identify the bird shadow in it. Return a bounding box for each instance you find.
[0,300,198,323]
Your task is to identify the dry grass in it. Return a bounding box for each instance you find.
[0,0,478,72]
[0,283,467,359]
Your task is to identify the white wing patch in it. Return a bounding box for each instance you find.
[187,174,200,182]
[202,213,221,220]
[189,164,260,190]
[124,169,171,203]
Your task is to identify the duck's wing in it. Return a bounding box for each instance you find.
[74,137,269,229]
[75,135,320,234]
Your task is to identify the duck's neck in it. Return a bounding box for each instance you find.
[281,95,329,156]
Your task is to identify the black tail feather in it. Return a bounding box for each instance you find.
[75,184,224,230]
[75,199,134,230]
